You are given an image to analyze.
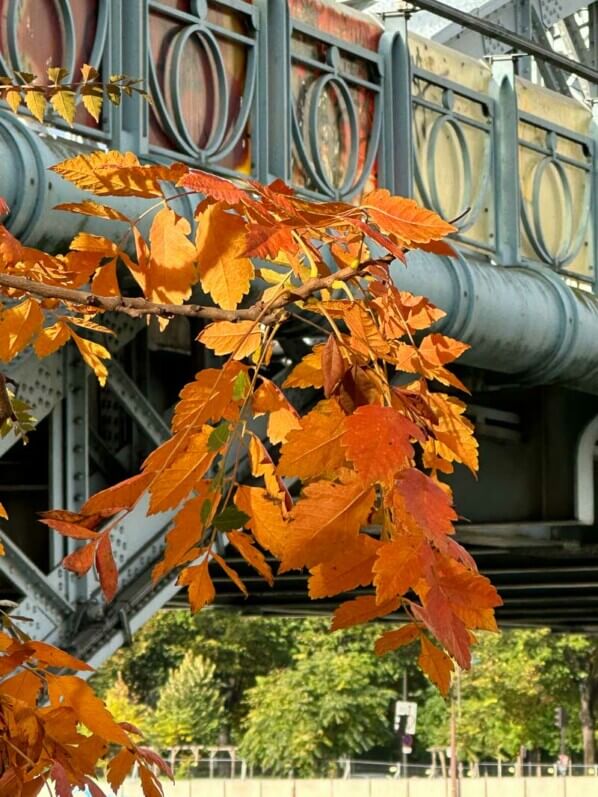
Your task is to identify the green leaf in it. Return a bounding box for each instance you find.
[213,506,250,532]
[200,499,212,525]
[208,421,230,452]
[232,371,250,401]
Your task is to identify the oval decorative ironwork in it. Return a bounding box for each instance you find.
[520,129,592,271]
[0,0,109,132]
[413,83,493,249]
[148,0,257,175]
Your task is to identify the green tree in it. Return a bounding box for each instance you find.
[103,674,154,742]
[153,652,226,748]
[239,648,397,776]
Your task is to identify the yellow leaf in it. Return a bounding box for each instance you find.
[178,557,215,612]
[24,88,46,122]
[148,207,197,306]
[198,320,261,360]
[5,87,21,113]
[51,150,187,198]
[70,331,111,386]
[0,299,44,361]
[278,399,347,480]
[81,85,103,122]
[34,321,71,357]
[196,201,254,310]
[50,88,76,125]
[418,635,454,695]
[71,232,119,256]
[282,346,324,389]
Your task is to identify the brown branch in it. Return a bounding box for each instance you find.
[0,260,386,327]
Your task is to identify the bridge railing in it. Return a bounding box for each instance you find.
[1,0,597,286]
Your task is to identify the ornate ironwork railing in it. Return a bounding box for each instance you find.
[0,0,597,287]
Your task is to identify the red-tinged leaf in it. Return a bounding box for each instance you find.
[119,721,144,736]
[342,405,424,486]
[375,624,420,655]
[372,538,425,604]
[82,779,107,797]
[280,479,376,572]
[243,223,295,259]
[107,749,136,792]
[416,238,458,257]
[40,508,116,530]
[394,468,457,538]
[308,534,380,599]
[418,635,454,695]
[63,540,97,575]
[331,595,401,631]
[139,765,164,797]
[213,553,248,596]
[137,746,174,780]
[278,399,347,480]
[96,533,118,602]
[50,762,72,797]
[39,518,99,540]
[178,557,215,612]
[0,196,9,215]
[413,586,471,669]
[322,334,349,397]
[227,530,274,586]
[28,641,92,671]
[179,169,249,205]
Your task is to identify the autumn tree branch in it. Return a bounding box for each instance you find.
[0,258,388,327]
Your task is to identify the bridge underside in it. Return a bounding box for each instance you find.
[1,0,598,667]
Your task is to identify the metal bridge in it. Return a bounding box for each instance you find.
[1,0,598,667]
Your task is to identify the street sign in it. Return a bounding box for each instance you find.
[394,701,417,734]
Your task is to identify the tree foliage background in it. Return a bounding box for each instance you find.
[95,611,598,775]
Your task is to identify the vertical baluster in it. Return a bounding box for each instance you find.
[380,19,412,197]
[490,60,521,265]
[591,103,598,292]
[113,0,149,153]
[256,0,291,183]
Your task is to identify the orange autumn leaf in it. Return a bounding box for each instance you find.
[342,405,424,485]
[247,435,292,508]
[362,190,456,245]
[331,594,401,631]
[282,346,324,389]
[418,635,454,695]
[196,201,254,310]
[252,379,300,444]
[198,320,261,360]
[178,556,216,612]
[34,320,71,357]
[107,749,136,793]
[213,553,248,596]
[234,486,287,557]
[308,534,380,599]
[375,624,420,656]
[280,479,375,572]
[227,530,274,586]
[278,399,347,480]
[70,330,110,386]
[0,299,44,362]
[372,538,425,604]
[394,468,458,539]
[152,490,214,581]
[81,472,152,515]
[147,207,197,306]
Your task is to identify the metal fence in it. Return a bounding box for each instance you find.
[1,0,598,284]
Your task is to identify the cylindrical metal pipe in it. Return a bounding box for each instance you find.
[396,249,598,394]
